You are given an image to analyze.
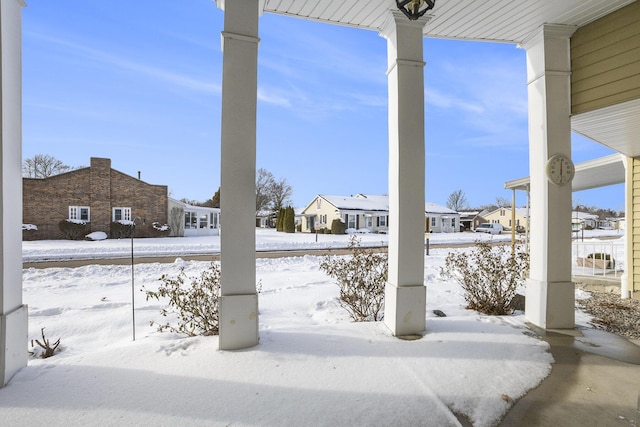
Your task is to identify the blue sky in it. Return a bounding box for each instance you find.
[22,0,624,212]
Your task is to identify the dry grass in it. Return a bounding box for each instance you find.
[577,291,640,340]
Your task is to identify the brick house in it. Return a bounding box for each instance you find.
[23,157,168,240]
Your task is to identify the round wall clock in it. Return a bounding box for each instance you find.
[545,154,575,186]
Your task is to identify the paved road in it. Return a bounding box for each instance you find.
[22,240,496,269]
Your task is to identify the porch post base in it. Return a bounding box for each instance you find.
[525,279,574,329]
[384,283,426,337]
[1,305,28,387]
[219,294,258,350]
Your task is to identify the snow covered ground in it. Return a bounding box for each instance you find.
[1,229,616,426]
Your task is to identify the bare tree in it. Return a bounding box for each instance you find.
[256,168,294,213]
[256,168,276,214]
[270,178,293,212]
[446,189,469,211]
[495,196,510,208]
[169,206,184,237]
[22,154,72,178]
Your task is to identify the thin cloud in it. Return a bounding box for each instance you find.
[425,87,485,113]
[257,87,292,107]
[25,31,221,95]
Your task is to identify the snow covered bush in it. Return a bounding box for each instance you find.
[441,242,529,315]
[22,223,38,241]
[85,231,108,241]
[110,221,133,239]
[143,262,221,336]
[58,219,89,240]
[320,237,387,322]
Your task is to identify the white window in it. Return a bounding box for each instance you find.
[199,214,208,228]
[431,217,436,227]
[69,206,90,221]
[365,216,373,228]
[379,216,387,227]
[113,207,132,222]
[451,218,455,227]
[347,214,356,229]
[184,212,198,229]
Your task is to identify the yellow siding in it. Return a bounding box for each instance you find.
[629,157,640,294]
[482,208,528,230]
[571,1,640,114]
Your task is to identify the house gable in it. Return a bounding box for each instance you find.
[23,157,168,240]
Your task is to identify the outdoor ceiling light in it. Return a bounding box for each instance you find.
[396,0,435,20]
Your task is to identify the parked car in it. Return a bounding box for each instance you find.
[475,223,503,234]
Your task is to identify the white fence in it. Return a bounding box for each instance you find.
[572,239,624,278]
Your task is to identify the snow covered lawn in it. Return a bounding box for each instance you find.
[1,229,613,426]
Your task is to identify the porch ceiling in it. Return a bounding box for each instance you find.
[262,0,635,43]
[572,99,640,158]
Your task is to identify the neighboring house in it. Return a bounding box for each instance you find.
[300,194,460,233]
[23,157,168,240]
[598,217,617,230]
[483,207,529,231]
[458,211,479,231]
[256,210,275,228]
[425,203,460,233]
[300,194,389,233]
[472,210,490,230]
[572,211,599,230]
[168,198,220,237]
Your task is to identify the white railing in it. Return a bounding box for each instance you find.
[572,239,624,278]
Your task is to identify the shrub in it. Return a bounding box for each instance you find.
[30,328,61,359]
[111,221,170,239]
[440,241,529,315]
[319,237,387,322]
[110,221,134,239]
[150,222,171,237]
[143,262,222,336]
[58,219,90,240]
[331,218,346,235]
[284,206,295,233]
[276,208,284,232]
[22,224,38,241]
[296,223,302,232]
[136,222,171,238]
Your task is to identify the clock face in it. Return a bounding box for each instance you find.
[546,154,575,186]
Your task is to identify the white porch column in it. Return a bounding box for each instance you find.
[521,25,577,329]
[380,11,427,337]
[0,0,28,387]
[216,0,260,350]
